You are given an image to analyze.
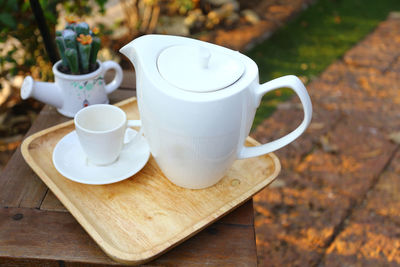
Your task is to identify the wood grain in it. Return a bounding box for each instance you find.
[0,205,256,266]
[0,90,133,209]
[20,97,280,265]
[40,190,68,212]
[40,186,255,220]
[0,258,60,267]
[0,207,120,265]
[0,106,66,208]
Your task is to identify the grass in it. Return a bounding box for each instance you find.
[247,0,400,129]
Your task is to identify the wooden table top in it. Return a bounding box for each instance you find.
[0,85,257,266]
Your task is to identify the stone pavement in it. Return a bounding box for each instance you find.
[251,13,400,266]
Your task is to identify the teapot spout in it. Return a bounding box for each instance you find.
[20,76,63,109]
[120,35,169,70]
[119,40,139,69]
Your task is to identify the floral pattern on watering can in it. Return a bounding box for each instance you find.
[70,76,104,107]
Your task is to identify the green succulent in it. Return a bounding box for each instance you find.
[55,18,101,75]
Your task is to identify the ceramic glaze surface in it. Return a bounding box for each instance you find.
[21,60,123,117]
[52,129,150,185]
[74,104,142,166]
[120,34,313,189]
[157,45,245,92]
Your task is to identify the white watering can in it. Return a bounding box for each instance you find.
[20,60,123,117]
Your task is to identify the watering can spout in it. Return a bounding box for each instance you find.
[20,76,63,109]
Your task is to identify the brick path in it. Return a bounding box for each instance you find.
[252,13,400,266]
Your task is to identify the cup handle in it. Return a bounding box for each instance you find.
[124,120,142,146]
[238,75,312,159]
[102,61,123,94]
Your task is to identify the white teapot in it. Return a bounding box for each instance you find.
[120,35,312,189]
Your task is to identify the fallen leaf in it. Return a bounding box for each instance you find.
[269,178,286,188]
[320,135,338,153]
[360,149,382,159]
[389,11,400,19]
[334,15,341,24]
[309,122,325,130]
[389,132,400,144]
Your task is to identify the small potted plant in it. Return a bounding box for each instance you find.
[56,16,101,75]
[20,16,123,117]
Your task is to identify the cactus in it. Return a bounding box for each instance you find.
[55,36,68,70]
[65,48,79,74]
[55,18,101,75]
[78,42,91,73]
[62,29,77,50]
[89,36,100,69]
[65,23,75,31]
[75,22,90,36]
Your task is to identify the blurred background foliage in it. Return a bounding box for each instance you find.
[0,0,108,83]
[0,0,109,153]
[0,0,248,154]
[0,0,246,87]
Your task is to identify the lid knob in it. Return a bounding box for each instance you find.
[198,47,211,69]
[157,45,245,93]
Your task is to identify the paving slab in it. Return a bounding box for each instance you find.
[253,14,400,266]
[364,151,400,225]
[321,131,400,267]
[254,168,351,266]
[343,18,400,72]
[322,207,400,267]
[321,150,400,266]
[251,100,342,170]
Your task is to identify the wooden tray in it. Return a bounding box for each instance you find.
[21,97,281,265]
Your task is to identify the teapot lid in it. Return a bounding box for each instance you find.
[157,45,245,93]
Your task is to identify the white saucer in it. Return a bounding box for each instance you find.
[52,129,150,185]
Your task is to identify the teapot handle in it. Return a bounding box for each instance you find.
[238,75,312,159]
[102,61,123,94]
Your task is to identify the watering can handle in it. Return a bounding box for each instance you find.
[238,75,312,159]
[102,61,123,94]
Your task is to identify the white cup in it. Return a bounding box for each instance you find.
[74,104,141,165]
